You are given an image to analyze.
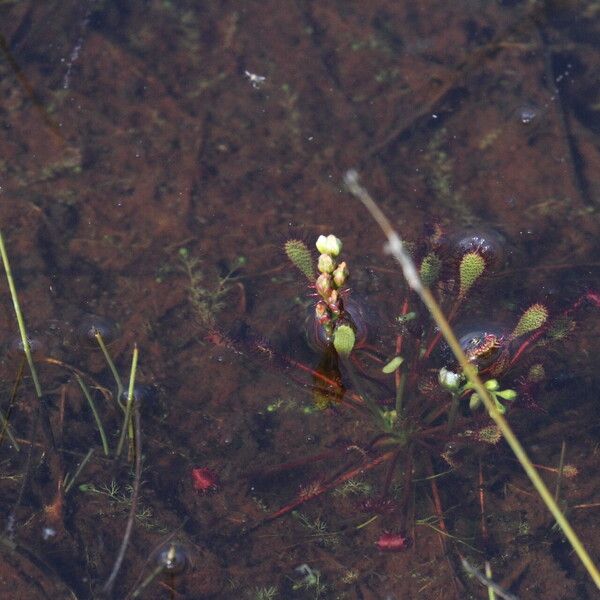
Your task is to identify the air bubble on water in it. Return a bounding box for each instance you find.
[519,106,538,124]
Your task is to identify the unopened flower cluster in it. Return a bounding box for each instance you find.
[314,235,349,338]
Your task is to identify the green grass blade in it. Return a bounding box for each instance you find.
[75,375,109,456]
[0,230,43,398]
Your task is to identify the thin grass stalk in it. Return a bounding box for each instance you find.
[64,448,95,494]
[554,440,566,503]
[0,409,19,451]
[485,561,497,600]
[95,331,124,407]
[102,396,142,597]
[344,170,600,589]
[130,562,164,599]
[461,558,517,600]
[115,345,139,459]
[0,360,25,451]
[0,230,42,398]
[75,375,109,456]
[125,520,189,600]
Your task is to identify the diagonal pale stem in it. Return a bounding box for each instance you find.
[344,170,600,589]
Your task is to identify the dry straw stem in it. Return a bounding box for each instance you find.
[343,170,600,589]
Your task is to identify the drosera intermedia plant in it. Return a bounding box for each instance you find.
[343,169,600,590]
[248,180,600,594]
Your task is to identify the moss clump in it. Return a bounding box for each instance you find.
[474,424,502,445]
[284,239,314,281]
[527,363,546,383]
[458,251,485,298]
[511,303,548,339]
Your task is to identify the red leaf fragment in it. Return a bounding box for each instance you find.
[191,467,219,493]
[375,531,410,552]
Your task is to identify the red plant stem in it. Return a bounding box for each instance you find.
[286,357,365,406]
[398,450,414,521]
[287,357,341,388]
[251,448,347,479]
[422,300,461,361]
[426,458,449,543]
[381,448,403,499]
[508,328,546,368]
[265,450,396,522]
[428,459,465,599]
[478,460,488,543]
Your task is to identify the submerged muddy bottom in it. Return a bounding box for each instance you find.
[1,1,600,598]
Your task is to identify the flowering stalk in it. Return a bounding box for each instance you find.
[313,235,355,356]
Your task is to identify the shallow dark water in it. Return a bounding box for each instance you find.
[0,1,599,599]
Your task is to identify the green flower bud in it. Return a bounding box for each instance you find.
[484,379,499,391]
[327,289,340,315]
[332,261,349,287]
[315,273,332,298]
[493,398,507,414]
[469,393,481,411]
[316,234,342,257]
[318,253,336,274]
[496,389,517,401]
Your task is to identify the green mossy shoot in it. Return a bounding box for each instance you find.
[510,303,548,339]
[285,239,315,281]
[419,252,442,287]
[458,251,485,298]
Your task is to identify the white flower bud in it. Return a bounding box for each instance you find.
[316,234,342,257]
[317,253,335,274]
[438,367,463,392]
